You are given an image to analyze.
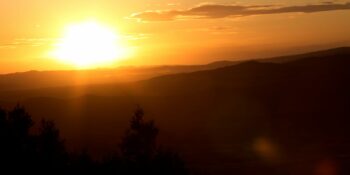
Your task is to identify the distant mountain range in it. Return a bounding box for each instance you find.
[1,47,350,175]
[1,47,348,92]
[0,59,238,91]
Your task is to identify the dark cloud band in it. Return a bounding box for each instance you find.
[130,2,350,21]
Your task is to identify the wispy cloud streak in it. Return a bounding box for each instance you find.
[130,2,350,21]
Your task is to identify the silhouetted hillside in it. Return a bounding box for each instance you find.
[261,46,350,63]
[0,47,350,174]
[0,61,238,92]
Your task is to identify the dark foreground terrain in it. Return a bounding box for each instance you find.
[1,47,350,175]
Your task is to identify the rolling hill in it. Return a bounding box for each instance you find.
[0,47,350,175]
[0,60,238,91]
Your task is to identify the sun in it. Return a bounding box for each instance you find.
[52,21,129,68]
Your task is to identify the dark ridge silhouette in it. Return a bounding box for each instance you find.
[1,47,348,92]
[0,60,238,92]
[260,46,350,63]
[0,47,350,174]
[0,105,188,175]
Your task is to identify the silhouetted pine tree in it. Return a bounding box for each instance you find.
[7,104,33,142]
[37,119,68,173]
[120,107,158,161]
[0,105,36,172]
[0,107,7,167]
[119,107,189,175]
[0,107,6,139]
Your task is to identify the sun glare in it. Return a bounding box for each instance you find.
[52,21,129,68]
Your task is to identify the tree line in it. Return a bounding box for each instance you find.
[0,104,188,175]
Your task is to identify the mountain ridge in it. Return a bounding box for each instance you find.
[0,46,350,174]
[1,47,349,92]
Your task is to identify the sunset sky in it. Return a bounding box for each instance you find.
[1,0,350,73]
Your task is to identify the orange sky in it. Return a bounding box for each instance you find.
[1,0,350,73]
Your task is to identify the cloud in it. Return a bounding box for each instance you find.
[130,2,350,21]
[0,38,57,49]
[123,33,151,41]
